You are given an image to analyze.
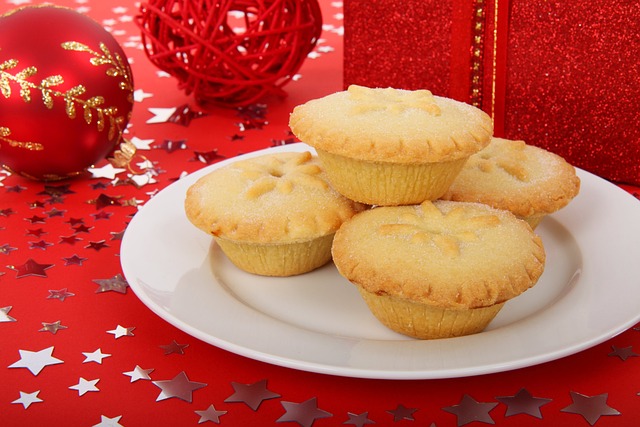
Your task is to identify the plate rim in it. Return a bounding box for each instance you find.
[120,142,640,379]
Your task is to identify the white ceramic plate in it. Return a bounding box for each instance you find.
[120,143,640,379]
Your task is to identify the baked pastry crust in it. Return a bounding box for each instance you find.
[289,85,493,164]
[185,151,366,243]
[332,200,546,309]
[441,137,581,221]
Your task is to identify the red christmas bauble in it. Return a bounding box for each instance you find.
[0,6,134,181]
[137,0,322,108]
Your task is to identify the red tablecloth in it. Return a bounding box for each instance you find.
[1,1,640,426]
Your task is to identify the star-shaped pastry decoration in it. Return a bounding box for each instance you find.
[92,415,124,427]
[160,340,189,355]
[12,390,43,409]
[63,254,87,266]
[47,288,75,302]
[82,348,112,364]
[195,404,227,423]
[152,371,207,402]
[88,164,126,180]
[387,404,417,421]
[9,258,54,278]
[39,320,68,334]
[69,377,100,396]
[225,379,281,410]
[8,346,64,375]
[123,365,154,382]
[496,388,552,418]
[608,345,639,361]
[443,394,498,426]
[277,397,332,427]
[93,274,129,294]
[561,391,620,425]
[344,412,375,426]
[1,306,16,322]
[107,325,135,339]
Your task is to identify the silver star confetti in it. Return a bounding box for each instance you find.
[107,325,135,339]
[39,320,68,334]
[69,378,100,396]
[561,391,620,425]
[92,415,124,427]
[344,412,375,426]
[387,404,417,421]
[152,371,207,402]
[0,306,16,322]
[82,348,112,364]
[495,388,551,418]
[277,397,332,427]
[9,346,64,375]
[12,391,43,409]
[443,394,498,426]
[225,379,281,410]
[47,288,75,301]
[195,405,227,424]
[93,274,129,294]
[88,164,126,179]
[123,365,154,382]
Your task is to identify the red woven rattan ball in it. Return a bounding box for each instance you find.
[137,0,322,107]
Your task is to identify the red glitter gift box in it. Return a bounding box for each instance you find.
[344,0,640,185]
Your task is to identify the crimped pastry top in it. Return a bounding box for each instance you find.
[441,137,581,217]
[332,200,546,309]
[184,152,366,243]
[289,85,493,163]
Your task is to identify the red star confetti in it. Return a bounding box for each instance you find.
[85,240,110,251]
[152,371,207,402]
[561,392,620,425]
[160,340,189,355]
[9,258,54,278]
[277,397,332,427]
[156,139,188,153]
[63,254,88,266]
